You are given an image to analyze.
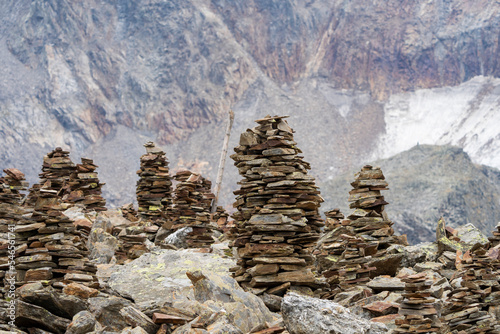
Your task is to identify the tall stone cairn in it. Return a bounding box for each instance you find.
[10,148,99,288]
[345,165,406,250]
[63,158,107,212]
[230,115,325,295]
[168,170,217,248]
[0,168,28,205]
[136,142,173,222]
[0,168,28,298]
[25,147,77,207]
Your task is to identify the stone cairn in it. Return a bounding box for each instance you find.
[120,203,139,222]
[320,234,378,296]
[395,272,442,333]
[136,141,173,223]
[344,165,403,251]
[489,222,500,248]
[442,249,500,333]
[230,115,325,295]
[324,209,344,230]
[318,165,406,296]
[13,148,98,288]
[25,148,76,207]
[62,158,106,212]
[0,169,28,298]
[168,170,217,248]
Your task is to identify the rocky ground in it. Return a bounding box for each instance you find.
[1,206,499,334]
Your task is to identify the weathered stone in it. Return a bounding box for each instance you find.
[455,223,490,251]
[120,306,159,334]
[63,282,99,299]
[15,300,70,334]
[281,292,388,334]
[186,270,275,333]
[108,249,235,304]
[88,296,133,331]
[66,311,97,334]
[17,282,87,319]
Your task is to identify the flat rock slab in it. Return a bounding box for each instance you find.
[282,292,387,334]
[108,249,235,304]
[367,276,405,291]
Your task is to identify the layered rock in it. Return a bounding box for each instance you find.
[9,149,99,289]
[394,272,441,333]
[166,171,217,248]
[442,249,500,333]
[136,142,173,222]
[230,115,324,295]
[25,148,76,208]
[0,168,28,298]
[489,222,500,248]
[345,165,403,250]
[63,158,107,212]
[317,166,407,293]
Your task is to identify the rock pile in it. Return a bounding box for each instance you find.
[321,234,378,294]
[168,171,217,248]
[0,168,28,298]
[442,249,500,333]
[324,209,344,230]
[345,165,403,250]
[63,158,107,212]
[0,168,28,204]
[120,203,139,222]
[25,147,76,208]
[394,272,441,333]
[230,115,324,295]
[9,149,99,289]
[136,142,173,222]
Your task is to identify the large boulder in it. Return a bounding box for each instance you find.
[17,282,87,319]
[455,223,490,250]
[186,270,275,333]
[281,292,388,334]
[108,249,235,304]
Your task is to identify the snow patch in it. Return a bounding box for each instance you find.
[374,76,500,169]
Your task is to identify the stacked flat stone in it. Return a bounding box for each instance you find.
[12,149,98,288]
[321,234,377,291]
[0,169,28,297]
[63,158,106,212]
[114,226,151,264]
[0,168,28,204]
[395,272,441,333]
[324,209,344,230]
[345,165,404,250]
[25,147,77,208]
[442,249,500,333]
[169,171,217,248]
[230,115,325,294]
[120,203,139,222]
[136,142,173,222]
[489,222,500,248]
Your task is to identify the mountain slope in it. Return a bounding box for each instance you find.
[323,145,500,244]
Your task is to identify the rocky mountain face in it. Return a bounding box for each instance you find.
[1,0,499,225]
[323,145,500,244]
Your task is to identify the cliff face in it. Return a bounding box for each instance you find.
[323,145,500,244]
[0,0,499,211]
[212,0,500,99]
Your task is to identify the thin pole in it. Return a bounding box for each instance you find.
[211,110,235,213]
